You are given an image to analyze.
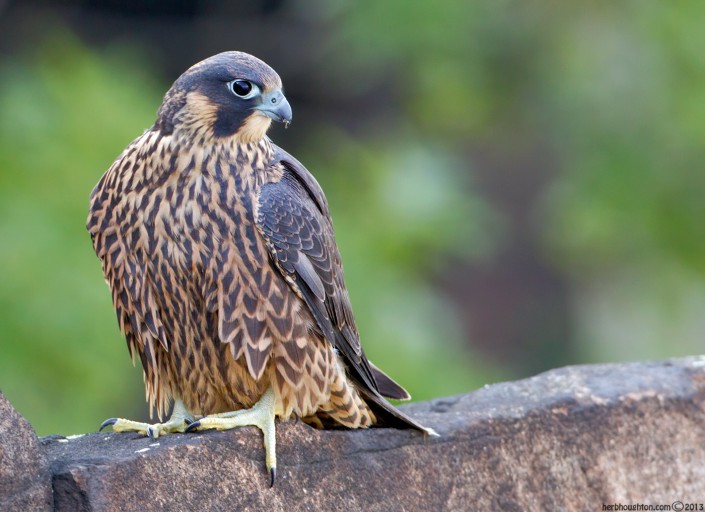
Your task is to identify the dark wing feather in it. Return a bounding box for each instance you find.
[255,159,433,435]
[368,361,411,401]
[256,154,379,394]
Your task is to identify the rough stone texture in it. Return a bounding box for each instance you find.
[8,356,705,511]
[0,392,52,512]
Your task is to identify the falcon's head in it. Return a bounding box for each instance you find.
[155,51,292,143]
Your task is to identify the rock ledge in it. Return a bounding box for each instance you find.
[3,357,705,511]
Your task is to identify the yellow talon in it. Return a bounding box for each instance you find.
[99,399,192,439]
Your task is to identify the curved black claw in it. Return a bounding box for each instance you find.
[99,418,117,432]
[147,426,156,440]
[269,467,276,488]
[184,420,201,433]
[184,416,194,426]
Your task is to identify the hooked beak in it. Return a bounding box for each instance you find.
[255,89,292,127]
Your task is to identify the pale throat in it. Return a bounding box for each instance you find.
[232,114,273,144]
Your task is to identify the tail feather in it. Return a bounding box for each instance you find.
[369,361,411,401]
[360,386,438,436]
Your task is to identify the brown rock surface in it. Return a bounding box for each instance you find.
[14,357,705,511]
[0,392,52,512]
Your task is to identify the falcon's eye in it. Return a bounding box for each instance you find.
[228,79,259,99]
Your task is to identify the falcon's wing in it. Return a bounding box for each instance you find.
[257,147,407,398]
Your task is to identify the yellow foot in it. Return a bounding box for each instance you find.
[185,387,277,486]
[99,399,193,440]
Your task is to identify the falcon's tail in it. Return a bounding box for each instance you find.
[369,361,411,401]
[360,387,438,436]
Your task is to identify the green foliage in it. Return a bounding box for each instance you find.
[535,3,705,361]
[327,0,705,361]
[331,0,705,279]
[541,2,705,276]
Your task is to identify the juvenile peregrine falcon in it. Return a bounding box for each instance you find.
[87,51,434,485]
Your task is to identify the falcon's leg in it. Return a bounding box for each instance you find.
[99,398,193,440]
[185,387,277,486]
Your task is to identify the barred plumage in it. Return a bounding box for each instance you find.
[87,51,432,482]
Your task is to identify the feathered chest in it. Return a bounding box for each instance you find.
[88,133,280,299]
[145,158,259,272]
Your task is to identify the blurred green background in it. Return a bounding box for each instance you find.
[0,1,703,436]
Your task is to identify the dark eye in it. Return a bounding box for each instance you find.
[228,79,257,98]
